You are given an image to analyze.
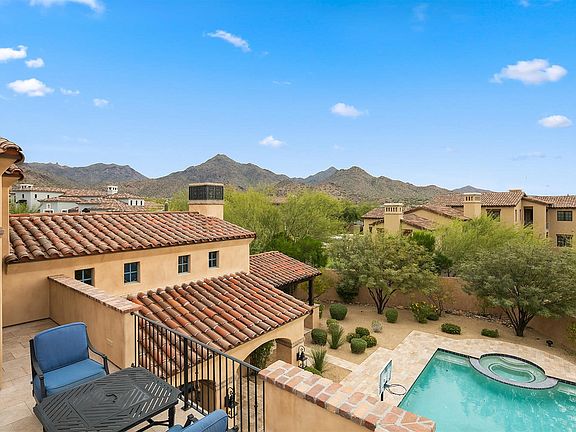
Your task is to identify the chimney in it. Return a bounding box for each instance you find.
[107,185,118,195]
[188,183,224,219]
[381,203,404,234]
[463,193,482,218]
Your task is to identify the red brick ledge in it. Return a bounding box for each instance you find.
[48,275,141,314]
[259,361,435,432]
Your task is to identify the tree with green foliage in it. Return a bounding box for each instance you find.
[266,233,328,268]
[224,189,282,253]
[168,188,189,211]
[329,234,438,314]
[458,237,576,336]
[9,201,40,214]
[436,216,531,270]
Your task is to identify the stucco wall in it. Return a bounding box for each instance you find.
[547,208,576,244]
[3,238,251,326]
[264,382,368,432]
[48,276,140,368]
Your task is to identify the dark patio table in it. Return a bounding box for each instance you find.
[33,367,181,432]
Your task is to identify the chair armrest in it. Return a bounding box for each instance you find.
[29,340,46,400]
[88,340,109,374]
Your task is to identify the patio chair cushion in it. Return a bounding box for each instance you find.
[168,410,228,432]
[33,358,106,397]
[33,322,89,373]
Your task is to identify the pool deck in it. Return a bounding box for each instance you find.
[340,330,576,406]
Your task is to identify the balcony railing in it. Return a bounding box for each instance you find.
[133,312,265,432]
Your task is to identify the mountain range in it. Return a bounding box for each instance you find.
[18,155,488,204]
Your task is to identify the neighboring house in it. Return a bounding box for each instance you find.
[362,190,576,247]
[11,183,148,213]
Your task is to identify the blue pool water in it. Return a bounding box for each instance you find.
[399,350,576,432]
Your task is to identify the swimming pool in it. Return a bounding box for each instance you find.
[399,350,576,432]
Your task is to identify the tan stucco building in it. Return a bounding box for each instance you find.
[363,190,576,247]
[1,146,319,378]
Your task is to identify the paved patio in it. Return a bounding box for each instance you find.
[341,330,576,406]
[0,319,192,432]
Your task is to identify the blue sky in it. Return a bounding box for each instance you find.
[0,0,574,194]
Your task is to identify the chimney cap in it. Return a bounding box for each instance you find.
[509,188,523,193]
[189,182,224,187]
[463,192,482,196]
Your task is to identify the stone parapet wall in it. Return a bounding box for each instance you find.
[259,360,435,432]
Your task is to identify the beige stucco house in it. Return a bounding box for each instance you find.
[363,190,576,247]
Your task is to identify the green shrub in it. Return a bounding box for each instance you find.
[336,280,359,303]
[305,366,322,375]
[328,324,346,349]
[481,328,499,338]
[311,328,327,345]
[346,332,359,343]
[410,302,434,324]
[371,320,383,333]
[326,318,338,327]
[427,311,440,321]
[362,335,377,348]
[319,304,324,319]
[385,309,398,323]
[311,347,328,374]
[350,338,367,354]
[441,323,461,335]
[249,341,274,369]
[329,304,348,321]
[355,327,370,337]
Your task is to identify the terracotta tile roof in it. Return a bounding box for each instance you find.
[0,137,24,163]
[362,207,387,219]
[405,204,469,220]
[431,190,525,207]
[12,185,67,193]
[60,189,108,197]
[4,164,24,180]
[128,272,309,362]
[530,195,576,208]
[38,196,83,203]
[401,213,437,230]
[76,197,139,212]
[6,212,255,264]
[249,251,321,288]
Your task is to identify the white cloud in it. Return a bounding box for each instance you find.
[207,30,250,52]
[538,115,572,128]
[29,0,104,12]
[273,80,292,86]
[93,98,109,107]
[413,3,428,22]
[330,102,364,118]
[259,135,284,148]
[7,78,53,97]
[513,151,546,161]
[519,0,530,6]
[0,45,27,62]
[25,58,45,68]
[492,59,567,85]
[60,87,80,96]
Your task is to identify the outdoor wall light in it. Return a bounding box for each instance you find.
[224,387,237,420]
[296,346,307,369]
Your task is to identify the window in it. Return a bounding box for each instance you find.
[34,194,37,199]
[124,262,140,283]
[557,234,573,247]
[208,251,219,268]
[486,209,501,220]
[75,268,94,286]
[178,255,190,274]
[557,211,573,222]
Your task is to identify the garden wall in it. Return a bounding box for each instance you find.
[296,273,575,351]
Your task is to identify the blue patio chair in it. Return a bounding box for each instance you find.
[30,322,109,402]
[168,410,229,432]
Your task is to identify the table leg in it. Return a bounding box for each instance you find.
[168,406,175,427]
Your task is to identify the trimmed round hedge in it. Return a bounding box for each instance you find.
[311,328,327,345]
[481,328,499,338]
[441,323,461,335]
[329,304,348,320]
[326,318,338,327]
[385,309,398,323]
[362,335,377,348]
[346,332,359,343]
[355,327,370,338]
[350,338,367,354]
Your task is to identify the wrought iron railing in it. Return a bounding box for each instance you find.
[132,312,265,432]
